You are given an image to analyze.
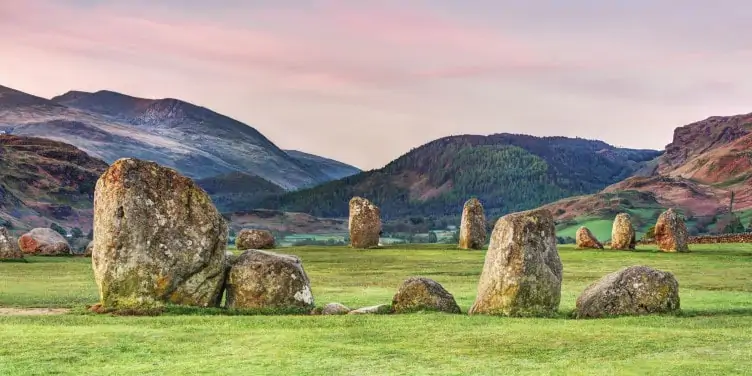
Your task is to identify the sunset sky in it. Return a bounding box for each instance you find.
[1,0,751,169]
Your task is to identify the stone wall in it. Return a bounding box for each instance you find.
[638,233,752,245]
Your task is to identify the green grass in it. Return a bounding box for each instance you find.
[2,244,752,375]
[556,218,614,240]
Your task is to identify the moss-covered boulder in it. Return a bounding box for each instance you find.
[18,228,71,256]
[225,249,314,312]
[654,209,689,253]
[92,158,227,311]
[391,277,461,314]
[575,265,680,319]
[348,197,381,249]
[610,213,636,250]
[459,198,487,250]
[0,227,24,260]
[576,226,603,249]
[468,208,563,317]
[236,229,275,250]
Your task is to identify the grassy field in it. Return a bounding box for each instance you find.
[2,244,752,375]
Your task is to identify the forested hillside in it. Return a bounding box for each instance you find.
[261,134,661,219]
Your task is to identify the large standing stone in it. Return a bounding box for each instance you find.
[225,249,314,312]
[576,226,603,249]
[575,265,680,319]
[459,198,487,250]
[610,213,636,250]
[392,277,461,314]
[0,227,24,260]
[654,209,689,253]
[92,158,227,311]
[18,228,71,256]
[349,197,381,249]
[468,208,563,317]
[236,229,275,250]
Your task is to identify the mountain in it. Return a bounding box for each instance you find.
[0,85,359,190]
[260,134,661,220]
[284,150,361,180]
[196,172,285,213]
[545,112,752,241]
[0,135,108,233]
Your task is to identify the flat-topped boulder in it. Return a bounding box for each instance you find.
[610,213,636,250]
[654,209,689,253]
[391,277,461,314]
[349,197,381,249]
[225,249,314,312]
[236,229,275,250]
[92,158,227,311]
[459,198,487,250]
[18,228,71,256]
[576,226,603,249]
[469,208,563,317]
[0,227,24,260]
[575,265,680,319]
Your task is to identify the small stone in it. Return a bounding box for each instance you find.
[17,228,71,256]
[225,249,314,312]
[348,304,392,315]
[576,226,603,249]
[468,208,563,317]
[610,213,636,250]
[0,227,24,260]
[575,265,680,319]
[654,209,690,253]
[236,229,275,250]
[348,197,381,249]
[322,302,351,315]
[391,277,461,314]
[459,198,487,250]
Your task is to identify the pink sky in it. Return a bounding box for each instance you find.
[1,0,751,169]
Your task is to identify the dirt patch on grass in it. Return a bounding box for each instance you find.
[0,307,70,316]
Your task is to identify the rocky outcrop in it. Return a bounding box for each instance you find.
[575,226,603,249]
[468,208,563,317]
[610,213,636,250]
[236,229,275,250]
[391,277,461,314]
[575,266,680,319]
[654,209,690,252]
[225,250,314,312]
[18,228,71,256]
[92,158,227,311]
[0,227,23,260]
[459,198,487,250]
[348,197,381,249]
[321,302,351,315]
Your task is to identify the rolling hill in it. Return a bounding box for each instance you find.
[0,85,359,190]
[0,135,108,234]
[544,111,752,241]
[261,134,661,220]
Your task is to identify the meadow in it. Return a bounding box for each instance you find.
[1,244,752,375]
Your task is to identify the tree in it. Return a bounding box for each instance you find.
[644,226,656,240]
[428,231,438,243]
[50,223,67,237]
[86,229,94,240]
[724,215,745,234]
[71,227,84,239]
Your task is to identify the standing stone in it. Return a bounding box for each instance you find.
[225,249,314,311]
[0,227,24,260]
[575,266,680,319]
[576,226,603,249]
[392,277,461,314]
[459,198,487,250]
[610,213,636,250]
[92,158,227,311]
[349,197,381,249]
[654,209,689,253]
[236,229,275,250]
[468,208,563,317]
[18,228,71,256]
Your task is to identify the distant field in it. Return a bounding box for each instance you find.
[2,244,752,375]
